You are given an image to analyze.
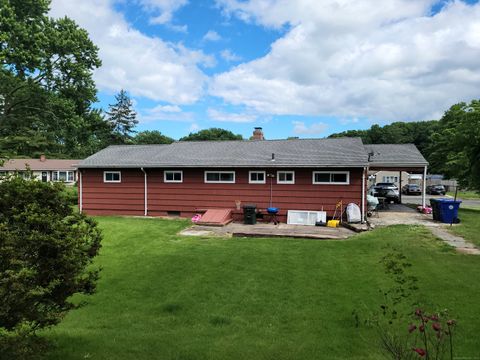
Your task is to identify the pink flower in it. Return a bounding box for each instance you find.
[415,309,423,317]
[430,314,439,321]
[447,319,456,326]
[432,322,442,331]
[408,324,417,333]
[419,324,425,332]
[413,348,427,357]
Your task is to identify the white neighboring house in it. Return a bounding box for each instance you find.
[0,155,80,185]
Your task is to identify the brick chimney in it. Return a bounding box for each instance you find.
[252,127,264,140]
[40,154,46,162]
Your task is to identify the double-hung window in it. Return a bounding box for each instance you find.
[52,171,75,182]
[249,171,266,184]
[277,171,295,184]
[164,170,183,183]
[104,171,121,183]
[313,171,349,185]
[204,171,235,183]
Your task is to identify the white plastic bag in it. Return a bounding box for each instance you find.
[346,203,362,223]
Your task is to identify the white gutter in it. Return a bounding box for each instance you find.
[141,168,148,216]
[79,170,83,213]
[361,166,366,223]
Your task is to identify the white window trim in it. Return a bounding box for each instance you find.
[52,170,75,183]
[103,171,121,183]
[277,171,295,184]
[248,170,266,184]
[312,171,350,185]
[204,171,236,184]
[164,170,183,183]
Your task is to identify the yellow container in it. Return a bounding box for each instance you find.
[327,220,340,228]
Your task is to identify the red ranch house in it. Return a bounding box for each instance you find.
[77,133,428,223]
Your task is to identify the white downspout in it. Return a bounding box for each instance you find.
[141,168,147,216]
[79,170,83,213]
[361,167,366,223]
[422,165,427,208]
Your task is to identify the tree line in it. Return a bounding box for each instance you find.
[328,101,480,191]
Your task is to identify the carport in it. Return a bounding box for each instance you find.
[365,144,429,207]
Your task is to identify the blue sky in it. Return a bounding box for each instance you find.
[50,0,480,140]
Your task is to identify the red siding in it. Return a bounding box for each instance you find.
[80,168,363,222]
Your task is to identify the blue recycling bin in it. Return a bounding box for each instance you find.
[437,199,461,223]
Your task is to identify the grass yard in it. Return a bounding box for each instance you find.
[43,217,480,360]
[447,190,480,200]
[450,208,480,247]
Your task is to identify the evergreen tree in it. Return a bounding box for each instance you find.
[106,89,138,143]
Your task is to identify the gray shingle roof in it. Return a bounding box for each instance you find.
[364,144,428,167]
[0,158,80,171]
[78,138,369,168]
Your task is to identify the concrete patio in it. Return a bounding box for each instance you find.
[180,222,356,240]
[368,204,442,227]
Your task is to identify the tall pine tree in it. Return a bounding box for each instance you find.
[106,89,138,144]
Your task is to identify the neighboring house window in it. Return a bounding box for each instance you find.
[313,171,350,185]
[17,171,30,180]
[277,171,295,184]
[0,171,6,177]
[104,171,121,183]
[164,170,183,183]
[249,171,266,184]
[52,171,75,182]
[382,176,398,183]
[204,171,235,183]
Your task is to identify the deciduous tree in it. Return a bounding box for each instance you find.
[180,127,243,141]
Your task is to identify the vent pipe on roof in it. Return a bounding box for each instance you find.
[271,153,275,161]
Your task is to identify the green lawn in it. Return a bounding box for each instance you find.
[43,217,480,359]
[447,190,480,200]
[450,208,480,247]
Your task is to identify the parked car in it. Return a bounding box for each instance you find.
[375,182,399,191]
[426,185,446,195]
[402,184,422,195]
[369,185,400,204]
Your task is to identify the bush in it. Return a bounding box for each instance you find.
[0,176,102,358]
[63,184,78,205]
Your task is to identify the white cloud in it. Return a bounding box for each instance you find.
[189,123,201,132]
[50,0,208,105]
[212,0,480,121]
[203,30,222,42]
[139,0,188,25]
[220,49,242,62]
[207,108,257,123]
[339,117,360,125]
[138,104,195,123]
[292,121,328,135]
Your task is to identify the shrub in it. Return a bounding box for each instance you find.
[0,176,102,358]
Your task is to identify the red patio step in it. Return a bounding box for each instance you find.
[196,209,233,226]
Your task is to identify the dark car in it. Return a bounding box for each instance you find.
[377,188,400,204]
[369,185,400,204]
[402,184,422,195]
[426,185,446,195]
[375,182,399,191]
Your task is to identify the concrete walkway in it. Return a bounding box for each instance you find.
[369,205,480,255]
[429,227,480,255]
